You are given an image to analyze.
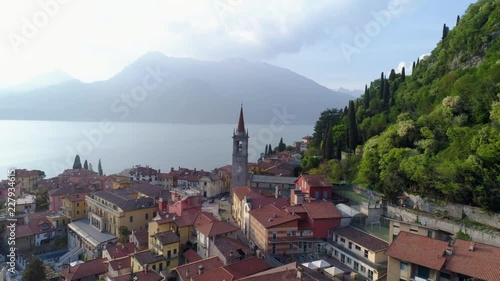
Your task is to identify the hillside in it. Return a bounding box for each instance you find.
[0,53,351,125]
[305,0,500,211]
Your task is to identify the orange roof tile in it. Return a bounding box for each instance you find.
[385,231,447,270]
[301,202,341,219]
[175,256,224,281]
[249,204,300,228]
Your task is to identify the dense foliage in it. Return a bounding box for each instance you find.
[306,0,500,211]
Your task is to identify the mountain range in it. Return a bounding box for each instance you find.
[0,53,353,125]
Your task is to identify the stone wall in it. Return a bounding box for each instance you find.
[386,205,500,247]
[404,193,500,229]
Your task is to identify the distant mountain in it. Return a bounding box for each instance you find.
[0,53,351,125]
[334,87,363,98]
[0,69,76,93]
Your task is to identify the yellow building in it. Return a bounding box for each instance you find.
[108,175,132,189]
[149,213,198,247]
[131,249,167,273]
[61,194,87,221]
[150,230,180,272]
[15,169,40,192]
[86,189,157,236]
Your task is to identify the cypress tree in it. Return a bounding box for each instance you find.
[335,139,342,160]
[442,23,449,40]
[278,137,286,152]
[363,84,370,109]
[322,123,333,160]
[417,57,420,66]
[268,144,273,155]
[383,79,390,110]
[73,155,82,169]
[379,73,385,99]
[83,160,88,170]
[401,67,406,82]
[389,69,396,81]
[412,61,416,71]
[98,159,103,175]
[264,144,268,156]
[347,100,359,153]
[456,15,460,26]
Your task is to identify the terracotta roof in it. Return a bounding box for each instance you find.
[155,230,180,245]
[175,256,224,281]
[224,256,271,279]
[49,185,93,196]
[15,224,33,238]
[249,204,300,228]
[27,217,56,235]
[233,186,253,201]
[445,239,500,281]
[286,205,306,213]
[131,229,149,245]
[213,236,254,260]
[301,202,341,219]
[62,193,86,202]
[110,271,163,281]
[385,231,447,270]
[61,258,108,281]
[248,197,290,210]
[193,267,234,281]
[332,226,388,252]
[183,249,202,262]
[106,242,136,259]
[195,212,239,237]
[298,174,332,187]
[174,212,199,228]
[132,250,166,265]
[239,262,318,281]
[108,256,131,271]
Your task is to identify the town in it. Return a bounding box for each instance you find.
[0,106,499,281]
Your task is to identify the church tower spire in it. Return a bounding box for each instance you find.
[231,104,249,189]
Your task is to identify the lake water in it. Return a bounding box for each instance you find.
[0,120,311,178]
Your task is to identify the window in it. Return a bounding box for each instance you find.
[427,230,433,238]
[76,203,79,207]
[416,265,430,279]
[167,261,170,267]
[410,227,418,232]
[393,223,399,228]
[272,233,277,240]
[348,242,352,249]
[360,265,366,272]
[272,243,276,254]
[400,262,407,271]
[340,254,345,263]
[368,270,374,280]
[347,257,351,264]
[334,250,338,257]
[355,245,361,251]
[340,238,345,243]
[354,261,359,271]
[335,235,338,242]
[130,216,133,222]
[145,213,149,220]
[153,212,157,217]
[393,234,398,241]
[364,249,369,258]
[174,249,177,255]
[76,210,80,215]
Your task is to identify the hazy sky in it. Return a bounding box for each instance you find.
[0,0,475,90]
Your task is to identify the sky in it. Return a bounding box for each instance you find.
[0,0,476,90]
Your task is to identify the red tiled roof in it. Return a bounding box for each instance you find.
[249,204,300,228]
[195,212,239,237]
[298,174,332,187]
[131,229,149,245]
[239,263,318,281]
[233,186,253,201]
[445,239,500,281]
[15,224,33,238]
[224,256,271,279]
[385,231,447,270]
[108,256,131,271]
[301,202,341,219]
[175,212,199,228]
[61,258,108,281]
[183,249,202,263]
[110,271,163,281]
[62,193,86,202]
[286,205,306,213]
[194,267,234,281]
[28,217,55,235]
[248,197,290,210]
[175,256,224,281]
[106,242,136,259]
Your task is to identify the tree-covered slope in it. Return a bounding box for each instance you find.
[305,0,500,211]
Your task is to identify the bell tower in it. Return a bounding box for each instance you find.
[231,105,249,188]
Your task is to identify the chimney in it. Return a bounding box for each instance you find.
[297,267,303,279]
[229,251,233,257]
[469,242,475,251]
[273,213,277,218]
[118,262,122,270]
[144,264,147,272]
[275,185,279,198]
[190,277,194,281]
[198,265,204,275]
[185,270,189,277]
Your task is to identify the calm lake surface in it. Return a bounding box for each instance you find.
[0,120,311,178]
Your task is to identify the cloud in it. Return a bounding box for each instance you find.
[0,0,416,86]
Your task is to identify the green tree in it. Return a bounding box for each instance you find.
[379,73,385,99]
[73,155,82,169]
[118,226,132,243]
[412,61,416,71]
[383,79,390,109]
[35,188,49,211]
[83,160,89,170]
[442,23,449,40]
[456,15,460,26]
[401,67,406,82]
[23,258,46,281]
[98,159,103,175]
[268,144,273,155]
[389,69,396,81]
[347,100,359,153]
[278,137,286,152]
[322,123,334,160]
[264,144,268,156]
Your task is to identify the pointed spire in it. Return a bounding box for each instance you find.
[237,104,245,133]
